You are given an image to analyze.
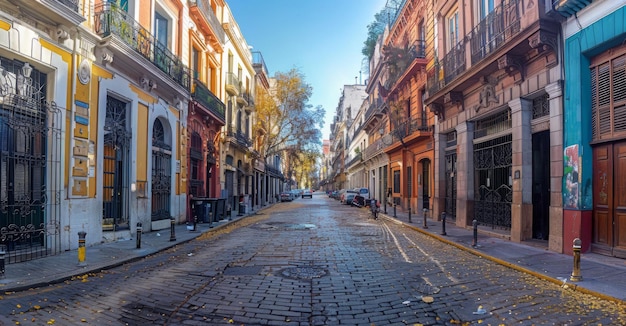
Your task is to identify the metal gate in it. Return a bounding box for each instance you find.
[151,119,171,221]
[444,151,457,220]
[473,134,512,229]
[102,95,130,231]
[0,61,62,263]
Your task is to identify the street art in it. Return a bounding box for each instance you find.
[563,144,579,209]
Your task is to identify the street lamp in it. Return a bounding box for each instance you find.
[22,63,33,78]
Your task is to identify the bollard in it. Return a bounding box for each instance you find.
[441,212,447,235]
[408,206,412,223]
[136,222,142,249]
[78,231,87,266]
[0,244,6,278]
[570,238,583,282]
[472,220,478,247]
[422,208,428,229]
[169,217,176,242]
[393,202,397,218]
[193,216,198,231]
[384,198,387,214]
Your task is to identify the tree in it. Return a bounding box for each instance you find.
[254,68,325,179]
[361,0,406,60]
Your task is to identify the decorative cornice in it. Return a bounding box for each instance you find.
[498,54,525,83]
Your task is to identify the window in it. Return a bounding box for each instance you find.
[479,0,495,19]
[154,12,169,47]
[590,45,626,140]
[192,47,200,79]
[393,170,400,193]
[447,10,459,53]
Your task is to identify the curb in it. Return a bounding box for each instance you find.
[379,213,625,304]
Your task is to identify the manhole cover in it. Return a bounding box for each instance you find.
[280,266,328,280]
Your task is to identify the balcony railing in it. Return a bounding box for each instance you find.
[94,4,191,91]
[192,79,225,122]
[363,138,386,160]
[225,72,241,95]
[226,125,252,148]
[393,117,433,139]
[55,0,79,12]
[384,40,427,90]
[346,152,362,167]
[441,41,466,85]
[252,51,268,76]
[469,0,521,64]
[189,0,225,43]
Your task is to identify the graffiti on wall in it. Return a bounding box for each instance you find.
[563,144,579,209]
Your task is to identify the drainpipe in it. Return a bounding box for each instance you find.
[67,28,80,250]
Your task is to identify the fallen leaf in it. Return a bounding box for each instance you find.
[422,296,434,303]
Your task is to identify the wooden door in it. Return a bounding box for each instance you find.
[614,142,626,258]
[592,142,626,258]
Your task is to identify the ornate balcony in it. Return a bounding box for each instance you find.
[188,0,225,46]
[225,72,241,96]
[94,4,191,91]
[469,0,521,65]
[382,40,427,95]
[226,125,252,149]
[191,79,225,124]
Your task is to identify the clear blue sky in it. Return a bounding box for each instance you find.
[227,0,386,140]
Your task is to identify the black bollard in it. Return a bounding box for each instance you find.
[170,217,176,242]
[136,222,142,249]
[472,219,478,247]
[422,208,428,229]
[441,212,447,235]
[408,206,412,223]
[393,202,397,218]
[0,244,6,278]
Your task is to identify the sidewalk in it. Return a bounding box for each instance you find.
[377,206,626,302]
[1,202,625,303]
[0,212,260,293]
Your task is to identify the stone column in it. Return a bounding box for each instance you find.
[546,81,564,253]
[433,124,447,221]
[509,98,533,242]
[455,121,474,227]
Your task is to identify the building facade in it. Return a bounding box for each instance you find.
[559,1,626,257]
[425,0,564,250]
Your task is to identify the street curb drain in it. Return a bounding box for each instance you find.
[280,266,328,280]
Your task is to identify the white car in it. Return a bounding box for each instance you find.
[353,187,369,198]
[302,189,313,198]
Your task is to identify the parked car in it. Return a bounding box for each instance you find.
[302,189,313,198]
[353,187,370,199]
[341,190,358,205]
[280,191,294,202]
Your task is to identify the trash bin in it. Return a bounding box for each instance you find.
[207,198,218,223]
[203,203,211,223]
[216,198,226,220]
[191,198,208,223]
[239,203,246,215]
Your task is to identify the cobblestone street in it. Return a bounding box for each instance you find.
[1,198,625,325]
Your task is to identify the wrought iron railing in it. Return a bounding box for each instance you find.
[469,0,521,65]
[442,41,466,85]
[426,63,442,96]
[346,152,362,167]
[393,117,433,139]
[192,79,225,121]
[54,0,79,12]
[252,51,268,76]
[363,138,386,160]
[226,125,252,147]
[225,72,241,94]
[94,4,191,91]
[188,0,225,43]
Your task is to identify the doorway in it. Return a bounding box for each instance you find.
[592,142,626,258]
[532,131,550,240]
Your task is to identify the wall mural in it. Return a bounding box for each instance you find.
[563,144,580,209]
